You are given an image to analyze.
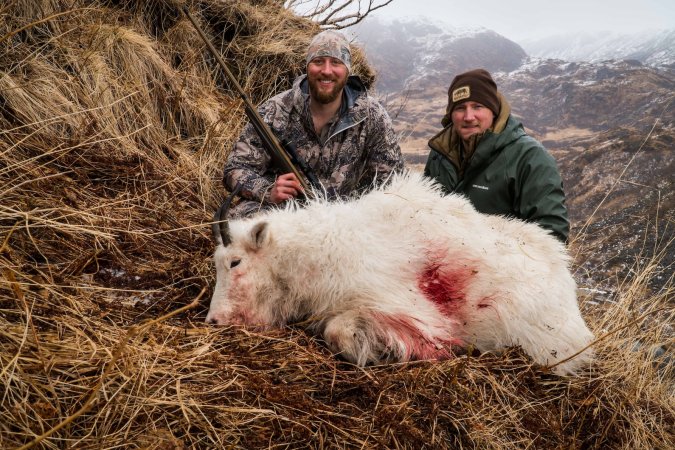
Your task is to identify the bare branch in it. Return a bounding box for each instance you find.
[285,0,395,29]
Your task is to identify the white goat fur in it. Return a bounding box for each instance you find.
[207,171,594,375]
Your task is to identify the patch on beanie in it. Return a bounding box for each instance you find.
[452,86,471,103]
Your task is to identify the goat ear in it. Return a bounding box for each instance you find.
[249,221,270,250]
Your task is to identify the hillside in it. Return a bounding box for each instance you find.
[352,17,527,92]
[352,18,674,292]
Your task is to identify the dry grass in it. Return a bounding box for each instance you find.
[1,1,673,448]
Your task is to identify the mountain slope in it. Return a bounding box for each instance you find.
[520,29,675,67]
[499,58,674,134]
[352,18,527,92]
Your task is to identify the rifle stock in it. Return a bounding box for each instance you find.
[181,6,313,197]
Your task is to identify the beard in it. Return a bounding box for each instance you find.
[308,75,347,104]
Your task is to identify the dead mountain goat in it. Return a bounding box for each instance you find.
[207,172,594,375]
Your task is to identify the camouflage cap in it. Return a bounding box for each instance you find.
[306,30,352,72]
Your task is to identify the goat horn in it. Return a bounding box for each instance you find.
[212,183,243,247]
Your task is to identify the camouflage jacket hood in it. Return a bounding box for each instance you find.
[223,74,403,213]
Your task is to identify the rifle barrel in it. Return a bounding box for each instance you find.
[181,6,312,196]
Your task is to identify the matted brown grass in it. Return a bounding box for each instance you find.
[1,1,673,448]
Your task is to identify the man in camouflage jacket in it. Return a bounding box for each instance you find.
[223,30,403,218]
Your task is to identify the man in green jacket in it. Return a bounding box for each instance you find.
[424,69,570,243]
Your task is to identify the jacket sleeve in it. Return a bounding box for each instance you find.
[424,150,459,195]
[364,101,404,184]
[222,106,276,203]
[516,143,570,243]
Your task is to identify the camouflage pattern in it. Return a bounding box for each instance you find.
[305,30,352,72]
[223,74,403,218]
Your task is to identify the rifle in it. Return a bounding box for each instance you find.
[181,6,317,198]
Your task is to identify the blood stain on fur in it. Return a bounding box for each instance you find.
[417,253,476,319]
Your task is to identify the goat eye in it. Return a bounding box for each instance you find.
[230,259,241,269]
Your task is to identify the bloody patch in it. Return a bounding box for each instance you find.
[370,312,460,360]
[417,249,477,319]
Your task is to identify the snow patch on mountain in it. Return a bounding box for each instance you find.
[520,29,675,66]
[352,17,526,92]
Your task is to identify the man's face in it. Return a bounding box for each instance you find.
[307,56,348,104]
[451,101,495,142]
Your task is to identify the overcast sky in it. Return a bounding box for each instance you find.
[367,0,674,41]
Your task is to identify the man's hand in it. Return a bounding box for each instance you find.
[270,173,304,204]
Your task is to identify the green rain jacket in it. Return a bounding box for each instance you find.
[424,95,570,243]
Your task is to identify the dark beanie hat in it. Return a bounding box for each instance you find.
[442,69,500,127]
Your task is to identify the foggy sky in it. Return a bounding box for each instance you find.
[369,0,674,42]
